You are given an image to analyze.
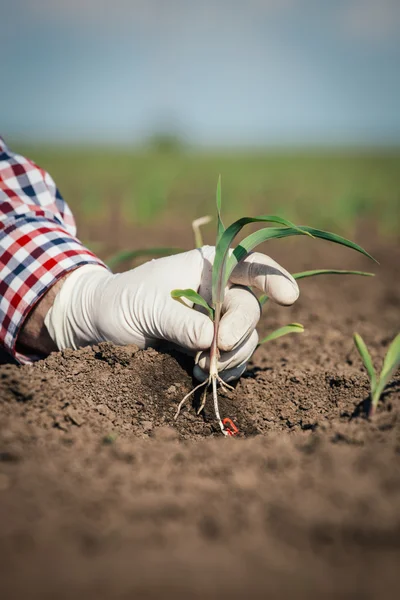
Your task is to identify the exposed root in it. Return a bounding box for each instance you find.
[197,385,209,415]
[212,376,228,436]
[174,371,231,436]
[174,379,208,420]
[217,376,234,394]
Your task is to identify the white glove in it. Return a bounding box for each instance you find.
[45,246,299,382]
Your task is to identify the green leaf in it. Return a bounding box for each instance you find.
[224,227,316,297]
[226,226,376,306]
[171,288,214,320]
[216,175,225,243]
[380,333,400,382]
[372,333,400,408]
[212,217,306,306]
[353,333,377,393]
[259,323,304,344]
[229,227,376,277]
[293,269,375,280]
[107,247,182,270]
[297,227,377,263]
[259,269,375,306]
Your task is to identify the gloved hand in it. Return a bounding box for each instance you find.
[44,246,299,382]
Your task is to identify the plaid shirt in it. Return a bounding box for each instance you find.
[0,137,105,364]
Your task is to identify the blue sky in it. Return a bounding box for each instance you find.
[1,0,400,146]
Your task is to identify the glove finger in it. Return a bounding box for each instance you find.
[196,329,258,372]
[158,296,214,351]
[218,285,260,352]
[230,252,299,306]
[193,362,247,383]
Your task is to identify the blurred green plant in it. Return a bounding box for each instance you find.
[21,147,400,236]
[106,214,214,269]
[106,248,183,271]
[258,323,304,344]
[354,333,400,417]
[145,132,186,154]
[102,432,119,445]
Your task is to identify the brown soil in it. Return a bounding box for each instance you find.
[0,236,399,599]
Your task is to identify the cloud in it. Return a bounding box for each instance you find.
[339,0,400,42]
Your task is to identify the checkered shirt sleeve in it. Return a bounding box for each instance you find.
[0,137,107,364]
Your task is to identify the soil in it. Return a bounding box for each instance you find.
[0,235,399,599]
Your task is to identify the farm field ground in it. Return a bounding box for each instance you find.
[0,218,399,598]
[15,146,400,244]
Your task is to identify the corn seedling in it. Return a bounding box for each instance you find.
[171,176,376,436]
[354,333,400,417]
[105,216,212,269]
[106,247,183,271]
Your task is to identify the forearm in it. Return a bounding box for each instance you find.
[0,137,108,364]
[16,275,70,357]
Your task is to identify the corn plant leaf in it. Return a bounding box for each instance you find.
[229,226,376,281]
[297,227,377,262]
[227,227,313,280]
[107,247,182,270]
[292,269,375,280]
[258,269,375,306]
[216,175,225,243]
[373,333,400,405]
[171,288,214,320]
[353,333,377,393]
[259,323,304,345]
[212,217,307,306]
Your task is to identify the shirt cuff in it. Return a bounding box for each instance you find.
[0,216,109,364]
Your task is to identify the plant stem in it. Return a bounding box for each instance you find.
[212,376,227,435]
[209,302,228,435]
[209,301,221,379]
[368,401,376,418]
[174,301,228,435]
[192,216,212,248]
[369,390,379,418]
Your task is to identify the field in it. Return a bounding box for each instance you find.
[1,148,400,598]
[17,146,400,248]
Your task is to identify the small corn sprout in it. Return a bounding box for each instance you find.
[107,247,182,271]
[107,215,211,270]
[354,333,400,417]
[258,323,304,344]
[172,176,376,436]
